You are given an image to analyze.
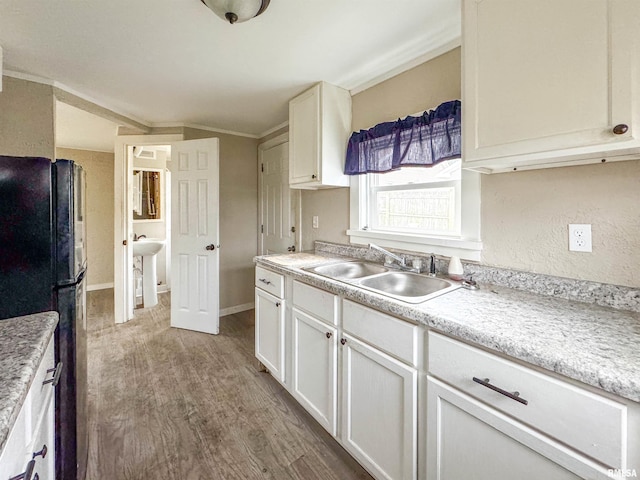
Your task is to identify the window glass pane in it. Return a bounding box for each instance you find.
[373,186,456,234]
[370,158,461,187]
[367,159,461,236]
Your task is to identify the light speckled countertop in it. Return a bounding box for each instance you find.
[0,312,58,454]
[256,253,640,403]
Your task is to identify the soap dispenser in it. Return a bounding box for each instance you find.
[448,256,464,281]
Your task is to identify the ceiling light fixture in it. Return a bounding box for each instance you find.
[200,0,271,24]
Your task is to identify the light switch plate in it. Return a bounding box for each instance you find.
[312,216,319,229]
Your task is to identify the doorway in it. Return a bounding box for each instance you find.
[258,133,300,255]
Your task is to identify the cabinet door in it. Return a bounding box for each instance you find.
[255,288,285,382]
[291,308,338,435]
[427,377,604,480]
[289,84,320,185]
[463,0,638,170]
[30,391,55,480]
[341,334,417,480]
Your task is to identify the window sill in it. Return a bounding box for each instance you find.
[346,229,482,261]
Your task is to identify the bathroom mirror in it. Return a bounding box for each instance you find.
[133,169,162,221]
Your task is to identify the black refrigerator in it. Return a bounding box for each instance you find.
[0,155,88,480]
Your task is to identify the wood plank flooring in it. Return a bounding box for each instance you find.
[86,290,373,480]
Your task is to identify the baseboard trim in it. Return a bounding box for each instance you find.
[87,282,114,292]
[220,302,255,317]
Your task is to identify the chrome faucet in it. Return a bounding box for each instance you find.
[368,243,407,268]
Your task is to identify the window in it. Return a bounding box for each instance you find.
[366,159,461,237]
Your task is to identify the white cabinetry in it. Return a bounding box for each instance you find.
[0,335,57,480]
[255,266,286,382]
[341,300,418,480]
[463,0,640,173]
[289,82,351,189]
[291,281,338,435]
[427,332,637,480]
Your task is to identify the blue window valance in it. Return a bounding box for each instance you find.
[344,100,461,175]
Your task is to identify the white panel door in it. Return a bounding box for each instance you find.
[292,308,338,436]
[259,140,298,254]
[170,138,220,334]
[341,334,418,480]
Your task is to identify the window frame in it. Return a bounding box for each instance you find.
[347,166,482,261]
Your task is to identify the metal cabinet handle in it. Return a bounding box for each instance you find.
[613,124,629,135]
[32,444,48,459]
[275,302,281,307]
[340,338,347,345]
[326,332,332,339]
[259,278,272,285]
[287,245,296,252]
[311,174,317,179]
[472,377,528,405]
[43,362,63,387]
[9,459,35,480]
[205,244,216,251]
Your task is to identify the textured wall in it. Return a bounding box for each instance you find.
[56,147,115,287]
[184,128,259,309]
[298,48,462,250]
[0,76,55,159]
[482,160,640,287]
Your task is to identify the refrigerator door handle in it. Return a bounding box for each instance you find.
[43,362,63,387]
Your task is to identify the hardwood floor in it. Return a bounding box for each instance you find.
[86,290,373,480]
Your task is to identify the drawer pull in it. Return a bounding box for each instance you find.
[472,377,528,406]
[340,338,347,345]
[9,459,35,480]
[43,362,63,387]
[259,278,272,286]
[275,302,281,307]
[326,332,332,339]
[33,444,48,459]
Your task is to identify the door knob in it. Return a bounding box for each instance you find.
[205,244,216,251]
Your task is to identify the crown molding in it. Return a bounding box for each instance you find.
[340,32,461,95]
[152,122,260,139]
[258,120,289,139]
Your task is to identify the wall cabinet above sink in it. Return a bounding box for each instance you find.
[288,82,351,189]
[462,0,640,173]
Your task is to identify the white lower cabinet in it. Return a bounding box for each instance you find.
[0,334,56,479]
[291,307,338,435]
[427,377,582,480]
[427,331,638,480]
[255,288,285,382]
[341,333,418,480]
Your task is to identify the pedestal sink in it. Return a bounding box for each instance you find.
[133,238,166,308]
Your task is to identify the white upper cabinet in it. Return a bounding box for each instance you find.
[289,82,351,188]
[462,0,640,173]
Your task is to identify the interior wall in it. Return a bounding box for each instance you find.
[0,76,55,160]
[293,46,640,287]
[56,147,115,288]
[184,128,259,310]
[298,48,462,251]
[482,160,640,287]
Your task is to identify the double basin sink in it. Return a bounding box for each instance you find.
[304,261,460,304]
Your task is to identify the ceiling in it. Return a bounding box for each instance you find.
[1,0,460,148]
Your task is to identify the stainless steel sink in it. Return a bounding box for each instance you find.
[358,271,459,303]
[305,261,389,279]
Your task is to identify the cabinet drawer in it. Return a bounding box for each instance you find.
[293,281,338,326]
[0,401,29,479]
[27,335,55,437]
[428,332,627,469]
[255,266,284,298]
[342,300,419,367]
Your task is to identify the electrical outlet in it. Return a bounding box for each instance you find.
[568,224,592,252]
[312,216,319,229]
